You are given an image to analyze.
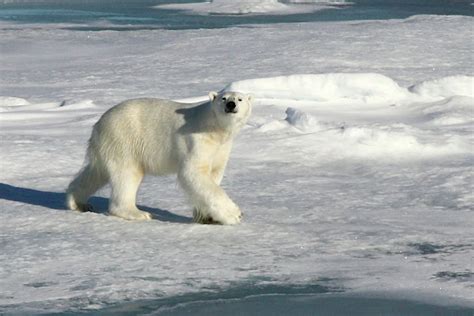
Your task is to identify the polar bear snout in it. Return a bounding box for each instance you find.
[210,91,252,118]
[225,101,237,113]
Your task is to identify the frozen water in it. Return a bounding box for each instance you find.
[0,7,473,314]
[284,0,350,3]
[156,0,336,16]
[224,73,412,104]
[0,96,30,107]
[158,0,289,15]
[409,75,474,99]
[1,0,472,29]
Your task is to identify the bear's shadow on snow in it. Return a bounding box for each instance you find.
[176,106,214,134]
[0,183,192,224]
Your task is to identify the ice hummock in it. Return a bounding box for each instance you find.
[225,73,411,104]
[156,0,341,15]
[409,75,474,99]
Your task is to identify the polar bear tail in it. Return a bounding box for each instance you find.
[66,153,108,212]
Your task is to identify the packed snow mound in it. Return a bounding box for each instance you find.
[157,0,334,15]
[224,73,411,105]
[266,106,469,158]
[285,107,318,130]
[284,0,350,3]
[0,96,30,107]
[157,0,289,15]
[284,107,333,132]
[234,73,473,159]
[339,125,467,158]
[224,74,474,106]
[0,99,96,114]
[415,96,474,126]
[409,75,474,99]
[0,97,100,137]
[206,0,287,14]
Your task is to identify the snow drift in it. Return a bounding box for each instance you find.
[224,73,474,104]
[156,0,338,15]
[409,75,474,99]
[2,73,471,160]
[225,73,473,159]
[225,73,411,105]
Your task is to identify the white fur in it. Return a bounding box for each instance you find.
[66,91,252,224]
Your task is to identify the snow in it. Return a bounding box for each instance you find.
[156,0,340,15]
[409,75,474,99]
[0,96,30,107]
[0,12,474,314]
[225,73,474,104]
[157,0,288,15]
[224,73,412,104]
[226,73,472,160]
[284,0,350,3]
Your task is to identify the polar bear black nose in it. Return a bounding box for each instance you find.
[226,101,236,111]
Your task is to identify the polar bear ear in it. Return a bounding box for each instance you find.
[247,94,253,102]
[209,91,218,101]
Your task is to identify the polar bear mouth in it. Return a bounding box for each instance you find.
[225,108,238,114]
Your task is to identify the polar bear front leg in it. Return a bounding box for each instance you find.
[178,159,241,225]
[210,144,231,186]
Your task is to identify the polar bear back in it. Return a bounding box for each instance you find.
[89,98,188,175]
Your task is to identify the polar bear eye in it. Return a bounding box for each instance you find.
[238,98,243,102]
[222,97,227,101]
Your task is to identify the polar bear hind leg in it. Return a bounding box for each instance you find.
[67,159,151,221]
[66,162,107,213]
[107,164,152,221]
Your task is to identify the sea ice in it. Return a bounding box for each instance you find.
[0,13,473,313]
[409,75,474,99]
[156,0,333,15]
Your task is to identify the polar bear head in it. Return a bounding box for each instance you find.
[209,91,252,130]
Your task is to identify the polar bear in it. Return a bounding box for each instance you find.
[66,91,252,225]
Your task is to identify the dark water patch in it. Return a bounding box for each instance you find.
[0,279,342,314]
[406,242,472,255]
[66,294,474,316]
[71,279,344,315]
[408,242,447,255]
[385,242,472,258]
[24,281,58,288]
[4,281,473,315]
[70,280,98,292]
[63,25,166,31]
[434,271,474,283]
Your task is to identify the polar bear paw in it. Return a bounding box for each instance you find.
[194,206,242,225]
[218,209,242,225]
[109,208,152,221]
[66,194,94,212]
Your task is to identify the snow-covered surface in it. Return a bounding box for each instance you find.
[225,73,412,104]
[284,0,350,3]
[0,12,473,313]
[156,0,345,15]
